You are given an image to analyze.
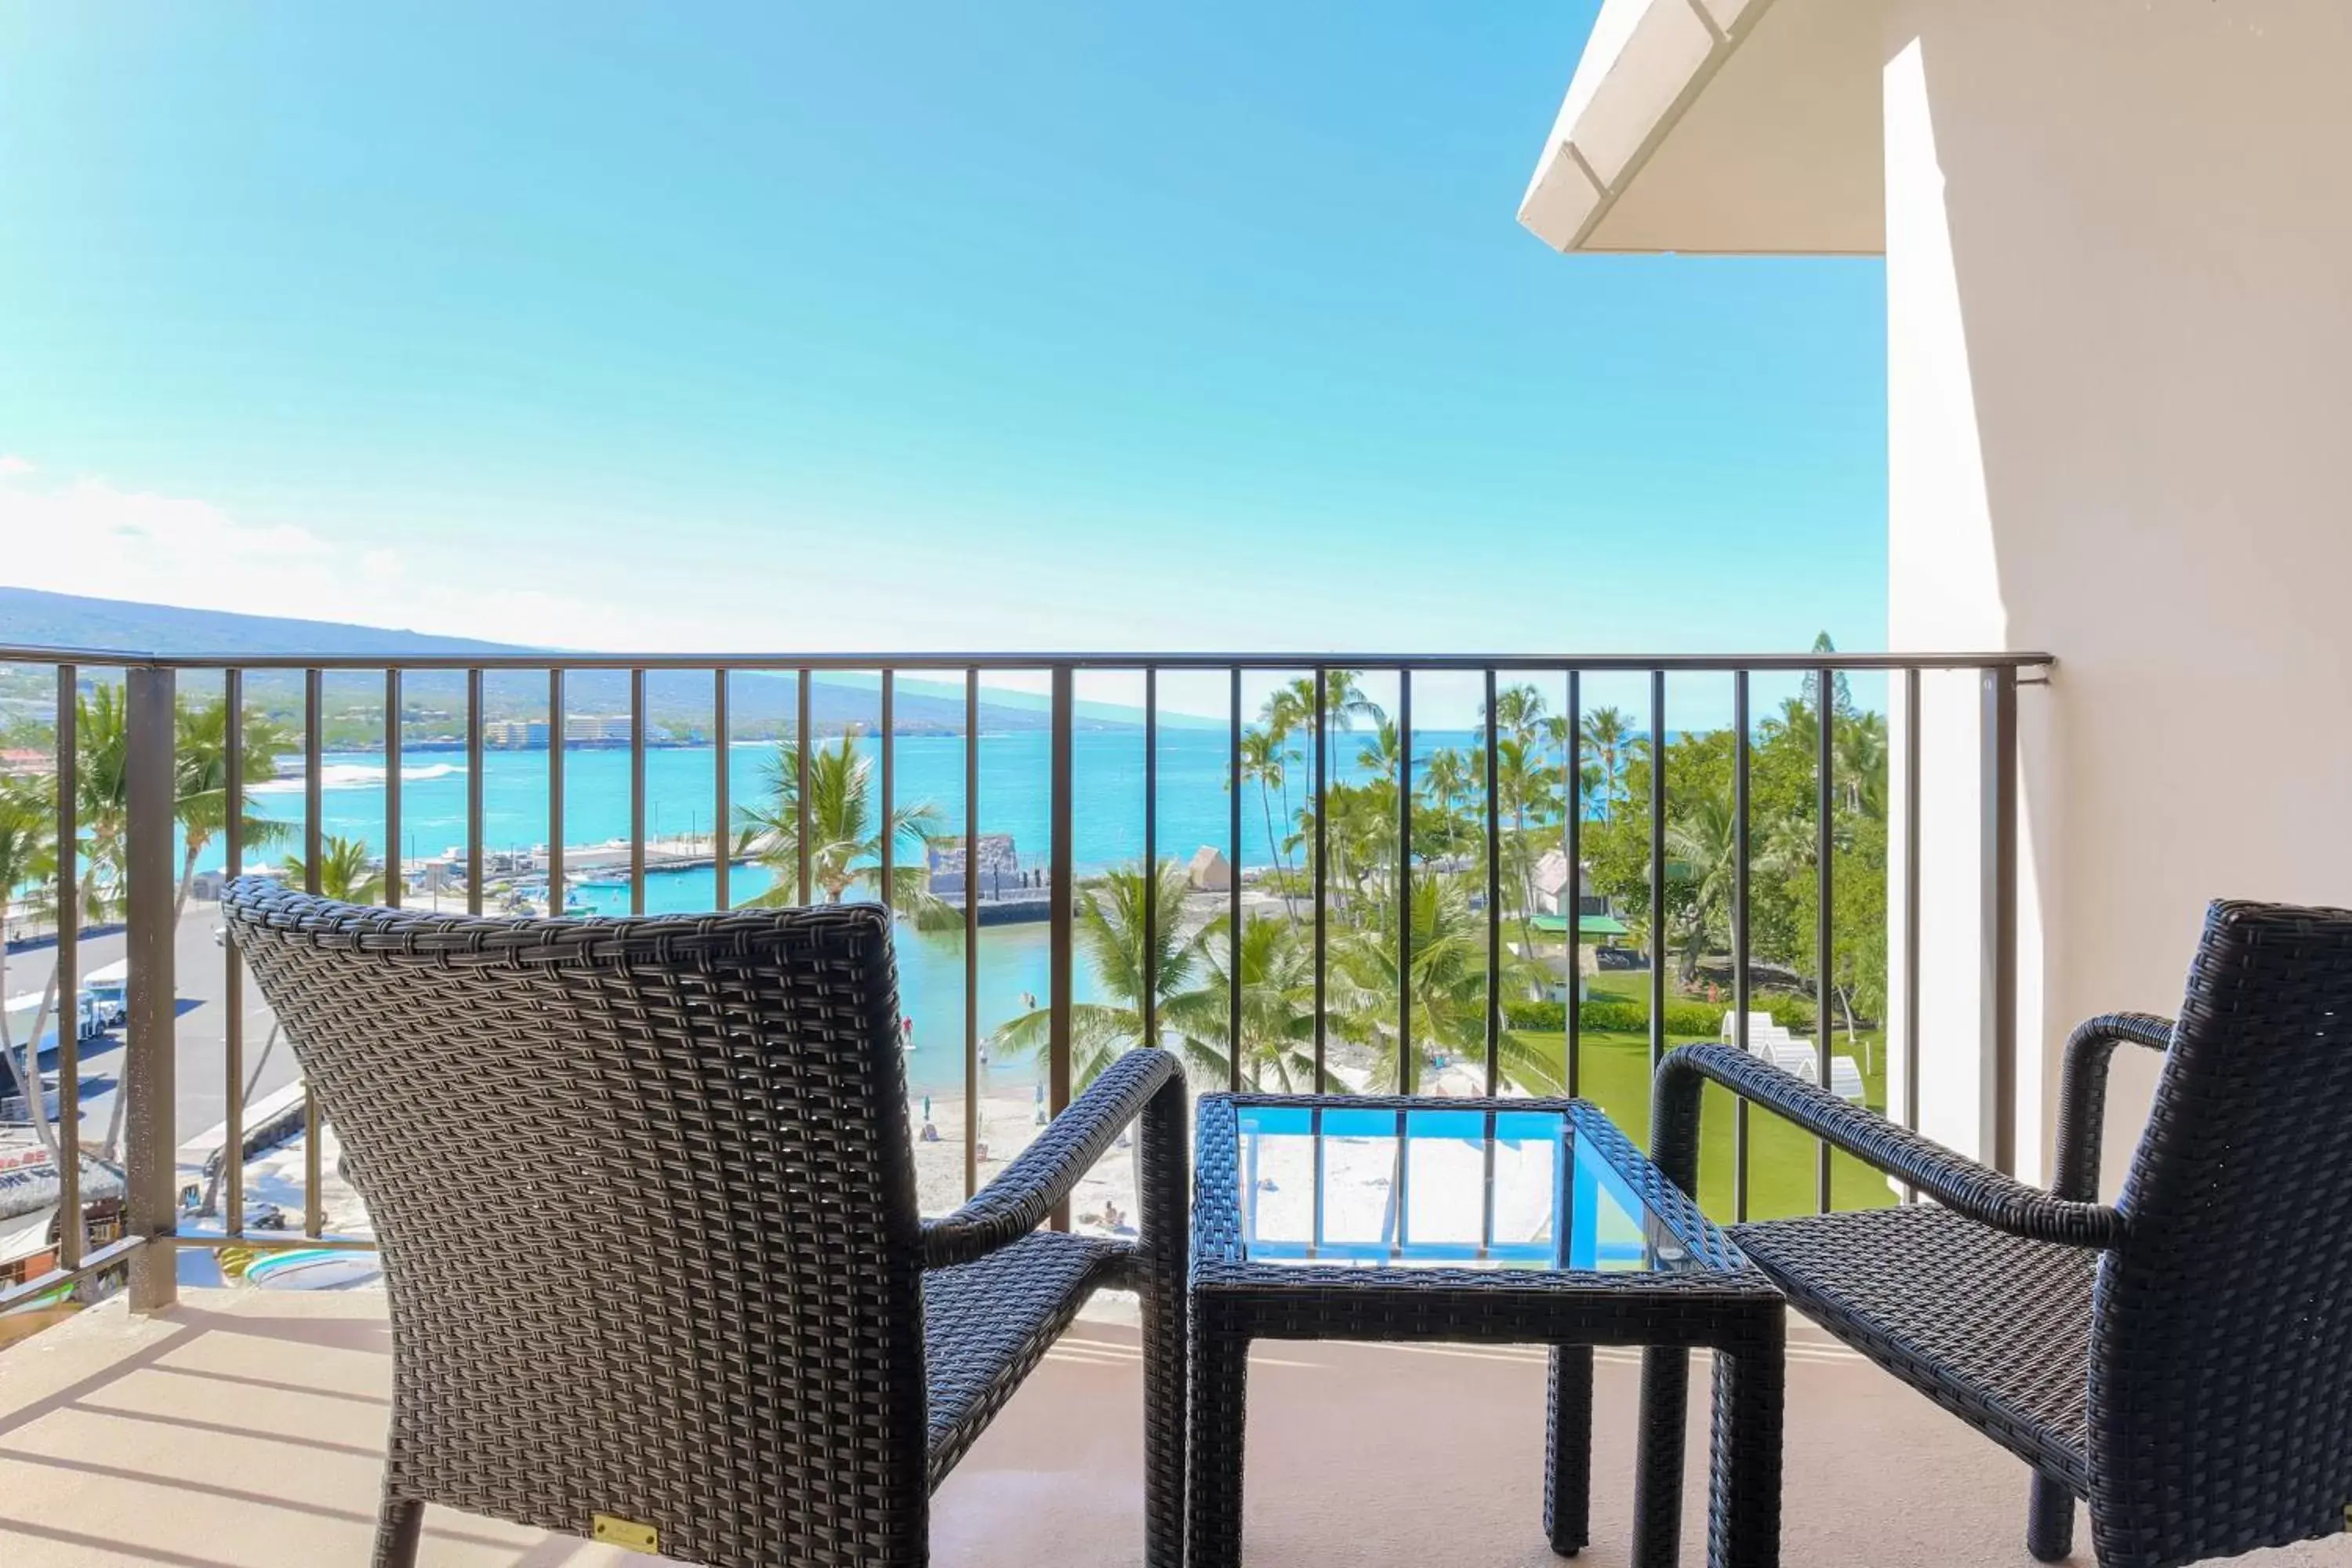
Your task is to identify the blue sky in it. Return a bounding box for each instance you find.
[0,2,1886,662]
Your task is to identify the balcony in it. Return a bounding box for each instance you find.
[0,644,2066,1563]
[16,1286,2296,1568]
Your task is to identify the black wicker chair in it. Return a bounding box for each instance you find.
[223,880,1187,1568]
[1650,899,2352,1568]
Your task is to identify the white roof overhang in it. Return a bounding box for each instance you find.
[1519,0,1886,256]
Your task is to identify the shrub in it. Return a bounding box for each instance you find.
[1503,993,1814,1039]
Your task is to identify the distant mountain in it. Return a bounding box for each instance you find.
[0,587,1136,734]
[0,586,518,659]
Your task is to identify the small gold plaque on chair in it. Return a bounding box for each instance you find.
[592,1512,661,1553]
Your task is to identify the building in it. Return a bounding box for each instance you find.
[0,1151,126,1345]
[926,834,1025,900]
[1519,0,2352,1193]
[1186,845,1232,893]
[481,718,550,748]
[1527,848,1609,920]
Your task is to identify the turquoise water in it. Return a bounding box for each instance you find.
[226,728,1498,1098]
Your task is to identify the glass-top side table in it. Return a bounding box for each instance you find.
[1188,1094,1786,1568]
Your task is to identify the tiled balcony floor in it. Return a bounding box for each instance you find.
[2,1290,2348,1566]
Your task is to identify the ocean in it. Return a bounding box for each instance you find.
[232,727,1497,1099]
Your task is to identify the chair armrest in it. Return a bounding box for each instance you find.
[1653,1044,2126,1250]
[921,1047,1183,1269]
[2050,1012,2172,1203]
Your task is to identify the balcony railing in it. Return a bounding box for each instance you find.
[0,643,2049,1330]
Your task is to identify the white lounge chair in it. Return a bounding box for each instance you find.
[1829,1056,1866,1102]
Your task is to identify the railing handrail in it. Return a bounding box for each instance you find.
[0,642,2056,673]
[0,637,2035,1335]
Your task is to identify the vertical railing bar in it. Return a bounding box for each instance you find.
[1814,664,1835,1213]
[1902,666,1923,1203]
[1048,666,1075,1230]
[711,671,729,910]
[303,669,324,1237]
[303,670,324,895]
[383,670,402,909]
[465,670,485,916]
[1228,666,1243,1092]
[221,670,243,1238]
[1732,670,1751,1223]
[964,670,980,1202]
[1483,666,1501,1097]
[630,669,648,916]
[877,671,892,913]
[1312,667,1328,1094]
[124,665,178,1310]
[1142,666,1157,1054]
[546,670,565,914]
[1647,670,1665,1074]
[53,666,82,1268]
[1984,666,2019,1177]
[1566,670,1581,1099]
[1398,668,1414,1094]
[797,668,814,905]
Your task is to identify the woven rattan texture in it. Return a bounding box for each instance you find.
[1187,1094,1786,1568]
[1733,1207,2093,1486]
[1658,901,2352,1568]
[224,880,1185,1568]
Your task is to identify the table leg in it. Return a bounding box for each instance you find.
[1705,1331,1784,1568]
[1632,1347,1690,1568]
[1544,1345,1593,1556]
[1189,1317,1250,1568]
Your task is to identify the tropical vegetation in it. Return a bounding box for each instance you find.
[985,640,1896,1145]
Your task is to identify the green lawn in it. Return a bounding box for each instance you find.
[1566,976,1897,1222]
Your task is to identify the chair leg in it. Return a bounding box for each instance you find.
[1544,1345,1593,1556]
[2026,1472,2074,1562]
[373,1494,423,1568]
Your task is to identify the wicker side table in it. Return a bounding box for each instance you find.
[1187,1095,1785,1567]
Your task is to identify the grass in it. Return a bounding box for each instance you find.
[1564,975,1897,1222]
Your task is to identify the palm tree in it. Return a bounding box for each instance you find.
[1490,683,1548,746]
[173,697,295,916]
[1835,710,1889,818]
[1164,914,1322,1092]
[0,775,60,1159]
[1329,872,1564,1094]
[1664,793,1741,988]
[735,727,954,927]
[1261,670,1388,890]
[1237,724,1294,916]
[284,835,383,903]
[1493,732,1559,956]
[19,685,134,1089]
[993,861,1214,1089]
[1582,707,1632,821]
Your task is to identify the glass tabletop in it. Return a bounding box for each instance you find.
[1230,1103,1698,1273]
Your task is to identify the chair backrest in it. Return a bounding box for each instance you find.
[2090,899,2352,1564]
[223,880,931,1566]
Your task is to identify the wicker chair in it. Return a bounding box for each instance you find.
[1649,899,2352,1568]
[222,880,1187,1568]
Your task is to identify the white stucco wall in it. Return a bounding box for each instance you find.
[1883,0,2352,1189]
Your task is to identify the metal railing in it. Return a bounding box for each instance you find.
[0,643,2049,1322]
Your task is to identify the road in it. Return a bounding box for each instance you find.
[9,904,305,1176]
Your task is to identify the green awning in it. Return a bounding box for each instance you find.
[1529,913,1628,938]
